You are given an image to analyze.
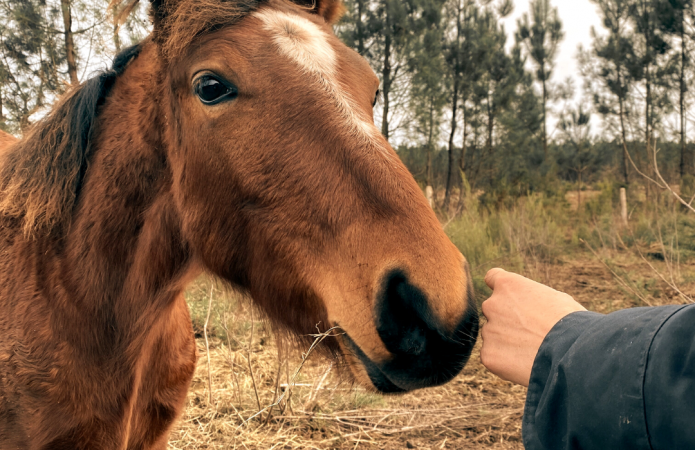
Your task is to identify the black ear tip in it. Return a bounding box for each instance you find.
[292,0,345,23]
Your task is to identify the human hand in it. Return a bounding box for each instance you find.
[480,268,586,386]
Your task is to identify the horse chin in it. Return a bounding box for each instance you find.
[336,307,479,394]
[340,332,407,394]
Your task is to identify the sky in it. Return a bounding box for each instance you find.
[500,0,605,112]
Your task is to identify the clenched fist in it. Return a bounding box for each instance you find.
[480,268,586,386]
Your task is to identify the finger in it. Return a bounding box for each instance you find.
[479,345,490,368]
[479,340,494,370]
[481,298,494,319]
[480,321,489,341]
[485,268,506,290]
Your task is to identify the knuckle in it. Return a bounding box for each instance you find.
[481,299,490,316]
[481,296,498,317]
[498,271,514,286]
[480,323,488,339]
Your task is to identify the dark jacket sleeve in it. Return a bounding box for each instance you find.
[523,304,695,450]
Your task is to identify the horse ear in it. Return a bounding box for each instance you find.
[294,0,346,24]
[108,0,172,38]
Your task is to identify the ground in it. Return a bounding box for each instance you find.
[168,248,694,450]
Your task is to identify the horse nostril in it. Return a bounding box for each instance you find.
[360,267,478,391]
[375,270,435,357]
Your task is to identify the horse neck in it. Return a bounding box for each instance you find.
[44,44,197,349]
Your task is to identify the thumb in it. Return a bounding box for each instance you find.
[485,268,506,290]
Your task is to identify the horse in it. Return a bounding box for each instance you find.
[0,131,16,151]
[0,0,478,448]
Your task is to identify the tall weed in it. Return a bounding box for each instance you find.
[447,185,695,305]
[447,193,565,304]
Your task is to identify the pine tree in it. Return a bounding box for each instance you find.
[60,0,78,85]
[558,105,598,208]
[586,0,636,185]
[409,0,448,191]
[658,0,693,179]
[339,0,432,142]
[516,0,564,162]
[442,0,478,209]
[0,0,65,130]
[628,0,675,185]
[442,0,513,209]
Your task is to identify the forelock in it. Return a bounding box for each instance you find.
[156,0,262,60]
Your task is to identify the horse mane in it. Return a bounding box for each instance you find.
[0,44,143,237]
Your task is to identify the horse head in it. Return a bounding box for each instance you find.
[149,0,478,392]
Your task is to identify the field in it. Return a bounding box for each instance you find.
[168,188,695,449]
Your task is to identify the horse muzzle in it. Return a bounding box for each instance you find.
[340,268,479,393]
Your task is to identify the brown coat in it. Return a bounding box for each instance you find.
[0,130,17,151]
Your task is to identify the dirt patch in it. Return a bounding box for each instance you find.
[564,190,602,211]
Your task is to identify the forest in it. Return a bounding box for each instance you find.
[336,0,695,211]
[2,0,694,212]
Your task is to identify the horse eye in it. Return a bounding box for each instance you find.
[194,75,237,105]
[373,89,380,107]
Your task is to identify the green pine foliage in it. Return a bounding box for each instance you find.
[1,0,694,200]
[0,0,149,132]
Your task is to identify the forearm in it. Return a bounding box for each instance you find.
[524,304,694,450]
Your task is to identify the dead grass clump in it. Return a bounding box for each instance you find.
[169,334,526,450]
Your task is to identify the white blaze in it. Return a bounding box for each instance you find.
[255,10,337,77]
[254,9,382,144]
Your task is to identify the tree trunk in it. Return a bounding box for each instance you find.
[357,0,365,55]
[381,7,392,141]
[618,94,629,185]
[541,68,548,161]
[680,24,687,179]
[60,0,79,85]
[460,103,468,173]
[486,96,494,186]
[614,13,629,185]
[620,187,628,226]
[646,70,651,161]
[645,61,652,201]
[114,26,121,52]
[444,80,459,210]
[113,3,122,52]
[426,98,434,188]
[643,6,653,197]
[487,104,494,156]
[425,186,435,208]
[469,105,482,188]
[458,105,468,209]
[444,2,463,211]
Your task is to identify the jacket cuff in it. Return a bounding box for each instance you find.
[523,307,684,450]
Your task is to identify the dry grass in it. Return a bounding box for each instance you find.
[169,278,526,450]
[168,337,526,449]
[170,195,695,449]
